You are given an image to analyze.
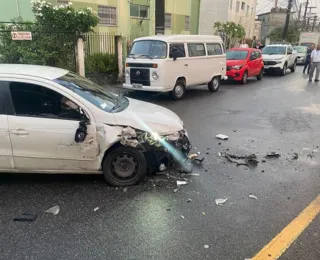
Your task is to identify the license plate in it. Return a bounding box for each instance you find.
[264,66,269,69]
[132,83,143,89]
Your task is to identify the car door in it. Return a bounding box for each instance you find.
[5,79,100,172]
[287,46,295,67]
[186,43,207,85]
[255,50,263,75]
[0,82,14,170]
[167,43,188,88]
[247,51,257,77]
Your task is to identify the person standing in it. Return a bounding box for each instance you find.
[309,44,320,82]
[239,39,249,48]
[303,44,314,74]
[256,41,265,50]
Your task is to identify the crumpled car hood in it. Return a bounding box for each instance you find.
[113,98,184,135]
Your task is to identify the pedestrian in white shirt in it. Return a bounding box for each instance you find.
[309,44,320,82]
[239,39,249,48]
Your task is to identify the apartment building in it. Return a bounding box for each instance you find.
[254,19,262,40]
[199,0,257,39]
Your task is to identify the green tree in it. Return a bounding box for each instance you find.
[268,25,300,44]
[213,21,246,48]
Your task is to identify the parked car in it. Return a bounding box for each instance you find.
[122,35,227,100]
[262,44,297,76]
[226,48,264,84]
[0,64,191,186]
[293,46,308,65]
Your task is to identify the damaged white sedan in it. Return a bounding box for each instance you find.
[0,64,191,186]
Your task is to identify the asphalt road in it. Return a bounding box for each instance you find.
[1,67,319,260]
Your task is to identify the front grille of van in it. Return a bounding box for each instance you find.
[130,68,150,86]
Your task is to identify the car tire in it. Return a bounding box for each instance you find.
[103,147,147,186]
[257,69,263,80]
[290,61,297,73]
[281,63,287,76]
[208,76,220,92]
[241,71,248,84]
[171,81,186,100]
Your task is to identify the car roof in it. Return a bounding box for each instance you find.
[133,34,223,43]
[0,64,69,80]
[229,48,258,51]
[265,44,290,47]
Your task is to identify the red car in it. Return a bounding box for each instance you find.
[226,48,264,84]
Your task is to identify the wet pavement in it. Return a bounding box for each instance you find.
[0,67,319,260]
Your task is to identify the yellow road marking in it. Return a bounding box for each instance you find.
[252,195,320,260]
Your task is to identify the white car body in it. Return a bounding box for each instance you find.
[0,64,189,177]
[122,35,227,99]
[262,44,297,75]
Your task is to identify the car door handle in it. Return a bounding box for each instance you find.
[11,129,29,136]
[184,64,188,66]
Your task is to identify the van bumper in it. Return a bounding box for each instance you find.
[122,83,167,92]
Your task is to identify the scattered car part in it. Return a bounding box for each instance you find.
[216,134,229,140]
[14,212,37,222]
[249,194,258,200]
[177,180,188,186]
[45,205,60,216]
[215,198,228,206]
[265,152,281,158]
[224,152,258,167]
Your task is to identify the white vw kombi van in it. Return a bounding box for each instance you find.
[122,35,227,100]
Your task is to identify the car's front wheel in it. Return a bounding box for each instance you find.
[103,147,147,186]
[290,61,297,72]
[280,63,287,76]
[241,71,248,84]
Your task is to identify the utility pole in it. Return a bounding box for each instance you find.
[306,17,311,31]
[302,0,309,30]
[312,16,318,31]
[282,0,293,41]
[298,3,303,21]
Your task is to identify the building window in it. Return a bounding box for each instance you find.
[230,0,233,10]
[57,0,69,5]
[165,13,171,29]
[246,5,249,15]
[236,1,240,12]
[187,43,206,57]
[241,2,245,10]
[98,6,117,25]
[185,16,190,31]
[130,4,149,18]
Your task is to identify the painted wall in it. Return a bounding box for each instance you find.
[164,0,199,35]
[0,0,34,21]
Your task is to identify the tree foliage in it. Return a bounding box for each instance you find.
[213,21,246,48]
[268,25,300,43]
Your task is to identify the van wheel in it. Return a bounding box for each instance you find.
[103,147,147,186]
[208,77,220,92]
[171,81,186,100]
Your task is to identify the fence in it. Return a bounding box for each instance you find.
[0,30,77,71]
[84,32,116,56]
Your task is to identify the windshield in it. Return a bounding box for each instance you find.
[226,50,248,60]
[262,46,286,55]
[293,46,307,53]
[54,73,128,113]
[300,42,313,48]
[129,40,167,59]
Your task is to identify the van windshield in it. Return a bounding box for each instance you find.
[129,40,167,59]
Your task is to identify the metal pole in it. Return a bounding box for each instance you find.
[282,0,293,41]
[306,17,311,31]
[16,0,21,17]
[302,0,309,30]
[312,16,317,31]
[298,3,302,21]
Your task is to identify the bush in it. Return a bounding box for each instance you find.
[85,53,118,74]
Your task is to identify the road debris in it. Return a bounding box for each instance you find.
[177,180,188,186]
[215,198,228,206]
[187,198,192,203]
[188,173,200,176]
[159,164,167,172]
[173,188,178,193]
[188,153,205,164]
[45,205,60,216]
[202,212,206,216]
[204,245,210,249]
[265,152,281,158]
[224,152,258,167]
[181,215,185,219]
[216,134,229,140]
[292,153,299,160]
[94,207,100,212]
[13,212,37,222]
[123,188,128,192]
[249,194,258,200]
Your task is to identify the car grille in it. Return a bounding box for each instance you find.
[130,68,150,86]
[264,61,277,65]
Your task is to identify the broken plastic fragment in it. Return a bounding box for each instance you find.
[292,153,299,160]
[204,245,209,249]
[188,173,200,176]
[216,134,229,140]
[173,188,178,193]
[159,164,167,172]
[249,194,258,200]
[123,188,128,192]
[94,207,99,212]
[188,153,199,159]
[224,152,258,167]
[181,215,185,219]
[202,212,206,216]
[265,152,280,158]
[215,198,228,205]
[45,205,60,216]
[14,212,37,222]
[177,180,188,186]
[187,198,192,203]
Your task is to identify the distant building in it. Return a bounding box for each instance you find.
[198,0,257,39]
[257,7,294,41]
[0,0,34,21]
[254,19,262,40]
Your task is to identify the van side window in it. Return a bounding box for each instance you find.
[207,43,223,55]
[187,43,206,57]
[169,43,186,58]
